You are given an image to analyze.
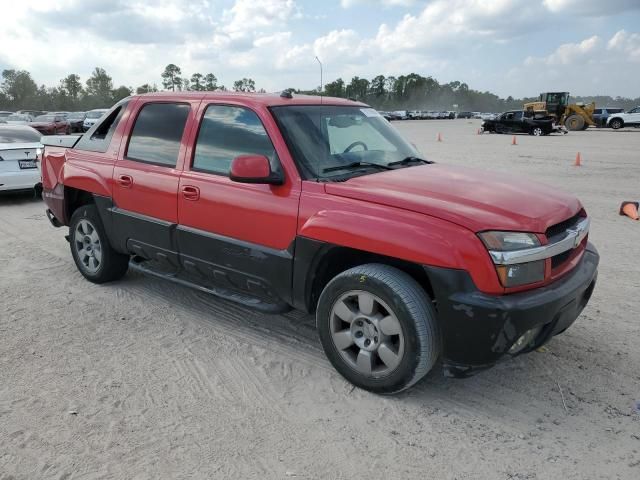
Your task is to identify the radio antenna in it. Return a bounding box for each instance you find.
[315,56,323,104]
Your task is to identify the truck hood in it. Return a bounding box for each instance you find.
[324,164,581,233]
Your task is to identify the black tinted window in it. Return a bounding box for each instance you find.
[0,127,41,143]
[127,103,190,167]
[192,105,278,175]
[75,101,128,153]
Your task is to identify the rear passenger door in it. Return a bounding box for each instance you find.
[177,103,300,304]
[111,101,196,266]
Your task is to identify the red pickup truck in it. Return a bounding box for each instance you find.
[40,92,598,394]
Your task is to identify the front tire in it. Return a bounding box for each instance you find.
[565,114,585,131]
[530,127,544,136]
[317,264,440,394]
[69,205,129,283]
[610,118,623,129]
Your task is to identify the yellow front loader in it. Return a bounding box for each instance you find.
[524,92,595,131]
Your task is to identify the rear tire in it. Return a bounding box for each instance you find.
[610,118,623,130]
[69,205,129,284]
[316,264,440,394]
[565,114,585,131]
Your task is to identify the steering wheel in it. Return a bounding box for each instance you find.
[343,141,368,153]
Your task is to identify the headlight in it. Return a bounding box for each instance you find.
[479,231,545,287]
[479,231,539,251]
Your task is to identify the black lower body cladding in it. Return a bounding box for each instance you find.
[425,243,599,377]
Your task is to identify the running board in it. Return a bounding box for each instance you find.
[129,257,291,314]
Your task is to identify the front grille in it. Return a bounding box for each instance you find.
[546,210,587,272]
[551,249,572,269]
[545,212,584,240]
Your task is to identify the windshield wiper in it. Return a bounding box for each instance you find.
[322,161,394,173]
[387,156,434,167]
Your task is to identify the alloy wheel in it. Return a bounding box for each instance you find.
[329,290,405,377]
[74,219,102,273]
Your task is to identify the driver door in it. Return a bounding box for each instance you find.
[176,102,300,303]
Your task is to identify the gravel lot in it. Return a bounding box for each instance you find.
[1,120,639,479]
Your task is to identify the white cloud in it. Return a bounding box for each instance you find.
[0,0,638,97]
[543,0,640,15]
[508,30,640,96]
[341,0,417,7]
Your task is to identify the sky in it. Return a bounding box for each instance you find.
[1,0,639,98]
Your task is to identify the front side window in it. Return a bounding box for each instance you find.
[513,111,523,120]
[270,105,420,180]
[126,103,190,167]
[192,105,279,175]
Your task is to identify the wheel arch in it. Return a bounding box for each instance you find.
[64,186,95,223]
[292,238,435,314]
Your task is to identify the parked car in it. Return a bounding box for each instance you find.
[392,110,408,120]
[457,111,474,119]
[4,114,33,125]
[592,108,624,127]
[66,112,86,133]
[606,106,640,129]
[82,109,109,131]
[472,112,482,119]
[482,110,556,135]
[29,114,70,135]
[0,111,13,120]
[0,125,42,193]
[17,109,46,118]
[40,92,598,394]
[408,110,422,120]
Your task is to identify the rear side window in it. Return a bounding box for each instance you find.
[126,103,190,167]
[192,105,279,175]
[75,101,128,153]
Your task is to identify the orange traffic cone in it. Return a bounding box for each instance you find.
[574,152,582,167]
[437,132,442,142]
[511,135,517,145]
[619,201,639,220]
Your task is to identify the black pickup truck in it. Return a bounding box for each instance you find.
[482,110,559,136]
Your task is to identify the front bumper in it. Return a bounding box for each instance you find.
[425,243,599,377]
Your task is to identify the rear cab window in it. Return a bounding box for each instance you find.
[191,104,280,175]
[126,103,190,167]
[75,100,129,153]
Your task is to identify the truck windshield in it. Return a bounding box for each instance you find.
[270,105,423,180]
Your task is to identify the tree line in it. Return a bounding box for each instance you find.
[1,64,638,113]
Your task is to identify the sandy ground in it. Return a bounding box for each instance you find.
[1,120,639,479]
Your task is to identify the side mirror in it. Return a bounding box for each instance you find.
[229,155,284,185]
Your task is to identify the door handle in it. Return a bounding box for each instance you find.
[181,185,200,201]
[117,174,133,188]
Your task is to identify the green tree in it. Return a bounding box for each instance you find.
[161,64,182,91]
[324,78,345,98]
[1,69,38,108]
[85,68,113,97]
[190,73,204,91]
[112,85,132,102]
[369,75,386,98]
[60,74,83,101]
[136,83,158,94]
[204,73,218,91]
[233,78,256,92]
[345,76,369,101]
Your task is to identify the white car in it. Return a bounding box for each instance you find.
[0,125,42,193]
[607,106,640,129]
[4,114,33,125]
[82,108,109,131]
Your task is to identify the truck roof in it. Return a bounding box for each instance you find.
[135,91,366,108]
